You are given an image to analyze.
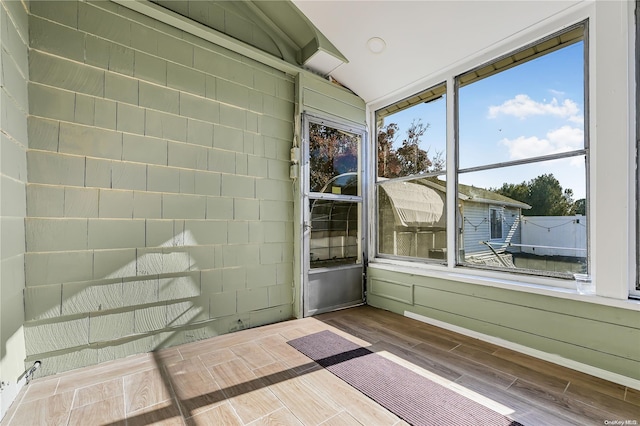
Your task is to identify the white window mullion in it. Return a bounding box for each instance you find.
[446,77,457,269]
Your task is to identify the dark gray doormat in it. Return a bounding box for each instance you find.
[287,330,523,426]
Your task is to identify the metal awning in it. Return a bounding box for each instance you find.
[379,180,446,228]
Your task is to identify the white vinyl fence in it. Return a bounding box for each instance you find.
[520,215,587,258]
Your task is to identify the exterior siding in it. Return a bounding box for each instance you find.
[24,0,295,377]
[0,0,29,418]
[301,73,366,126]
[461,202,489,255]
[367,266,640,381]
[462,202,521,255]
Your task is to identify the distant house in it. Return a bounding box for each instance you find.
[378,178,530,262]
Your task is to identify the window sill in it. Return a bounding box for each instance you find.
[368,259,640,311]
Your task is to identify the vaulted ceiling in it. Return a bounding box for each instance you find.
[292,1,584,104]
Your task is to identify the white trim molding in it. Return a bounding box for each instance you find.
[405,310,640,392]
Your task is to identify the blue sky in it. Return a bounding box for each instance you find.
[381,41,586,200]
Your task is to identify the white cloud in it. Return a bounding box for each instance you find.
[568,115,584,125]
[488,94,580,121]
[500,125,584,160]
[547,126,584,147]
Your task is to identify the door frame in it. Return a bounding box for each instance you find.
[300,112,368,317]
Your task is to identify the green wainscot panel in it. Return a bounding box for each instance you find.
[367,266,640,381]
[369,277,413,305]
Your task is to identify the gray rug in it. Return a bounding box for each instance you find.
[288,330,523,426]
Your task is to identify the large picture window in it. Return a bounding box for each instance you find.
[375,22,588,280]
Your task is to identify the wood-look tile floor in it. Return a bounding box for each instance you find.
[2,306,638,426]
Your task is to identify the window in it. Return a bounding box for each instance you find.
[489,207,503,240]
[376,84,447,261]
[375,22,588,280]
[457,23,587,278]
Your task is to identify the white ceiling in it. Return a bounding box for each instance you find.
[292,1,584,105]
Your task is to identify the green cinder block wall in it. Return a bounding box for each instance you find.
[0,0,29,412]
[24,0,295,377]
[367,266,640,381]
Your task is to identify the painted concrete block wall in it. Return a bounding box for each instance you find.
[24,0,295,377]
[151,0,286,63]
[367,266,640,381]
[0,0,29,418]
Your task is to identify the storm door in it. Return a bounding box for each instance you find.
[302,114,366,316]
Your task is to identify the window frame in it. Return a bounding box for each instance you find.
[374,82,448,265]
[634,0,640,298]
[455,21,589,279]
[372,20,591,287]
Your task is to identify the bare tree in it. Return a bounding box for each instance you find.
[377,119,443,178]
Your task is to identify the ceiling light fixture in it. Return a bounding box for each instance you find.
[367,37,386,54]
